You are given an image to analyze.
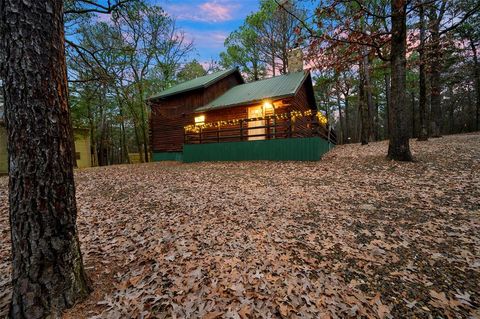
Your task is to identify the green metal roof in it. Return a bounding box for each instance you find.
[148,68,240,100]
[195,71,310,112]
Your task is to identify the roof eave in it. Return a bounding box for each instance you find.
[147,68,243,102]
[194,93,296,113]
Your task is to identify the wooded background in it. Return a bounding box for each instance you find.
[66,0,479,165]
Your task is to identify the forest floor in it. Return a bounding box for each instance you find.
[0,133,479,318]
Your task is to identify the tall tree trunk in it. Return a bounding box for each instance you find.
[137,84,149,163]
[411,91,416,138]
[132,118,144,162]
[428,13,442,137]
[359,62,369,145]
[466,82,474,131]
[417,4,429,140]
[363,54,375,141]
[115,93,129,164]
[1,1,91,318]
[271,36,276,76]
[336,93,344,144]
[448,86,454,134]
[470,38,480,131]
[86,103,98,167]
[99,107,107,166]
[375,96,380,140]
[387,0,413,161]
[345,95,350,143]
[253,58,260,81]
[384,72,391,139]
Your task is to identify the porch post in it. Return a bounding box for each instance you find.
[287,111,292,138]
[266,117,270,139]
[240,120,244,141]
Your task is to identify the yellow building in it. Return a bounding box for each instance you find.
[0,125,91,174]
[74,128,92,169]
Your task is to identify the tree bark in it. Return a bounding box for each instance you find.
[387,0,413,161]
[374,95,380,140]
[384,72,391,139]
[359,62,369,145]
[417,4,429,140]
[470,38,480,131]
[336,93,344,144]
[411,91,416,138]
[428,8,443,137]
[0,1,91,318]
[363,54,375,141]
[345,95,350,143]
[448,86,454,134]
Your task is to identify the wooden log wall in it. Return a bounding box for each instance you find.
[150,73,241,152]
[150,74,319,152]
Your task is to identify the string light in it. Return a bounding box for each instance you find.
[184,109,328,133]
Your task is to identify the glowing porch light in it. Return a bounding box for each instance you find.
[263,101,274,111]
[194,115,205,125]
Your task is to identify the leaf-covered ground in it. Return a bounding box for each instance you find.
[0,133,479,318]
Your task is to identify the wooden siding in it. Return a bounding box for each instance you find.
[150,72,242,152]
[150,75,316,153]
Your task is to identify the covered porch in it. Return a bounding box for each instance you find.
[182,107,336,162]
[184,107,336,145]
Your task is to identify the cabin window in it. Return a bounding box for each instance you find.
[195,115,205,125]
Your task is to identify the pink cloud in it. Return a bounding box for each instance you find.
[200,2,233,22]
[165,1,239,23]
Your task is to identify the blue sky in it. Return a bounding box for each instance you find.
[155,0,260,63]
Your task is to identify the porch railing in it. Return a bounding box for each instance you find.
[184,110,336,145]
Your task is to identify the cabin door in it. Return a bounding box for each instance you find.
[248,106,265,141]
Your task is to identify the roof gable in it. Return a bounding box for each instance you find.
[195,71,313,112]
[148,68,243,101]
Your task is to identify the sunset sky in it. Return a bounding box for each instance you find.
[158,0,260,63]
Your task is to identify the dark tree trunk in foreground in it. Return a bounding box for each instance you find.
[1,1,91,318]
[417,4,429,141]
[388,0,413,161]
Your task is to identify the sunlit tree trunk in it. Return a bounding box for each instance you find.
[1,1,91,317]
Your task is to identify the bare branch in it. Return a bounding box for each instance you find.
[65,0,131,15]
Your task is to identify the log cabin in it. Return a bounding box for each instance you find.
[148,52,335,162]
[148,68,244,160]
